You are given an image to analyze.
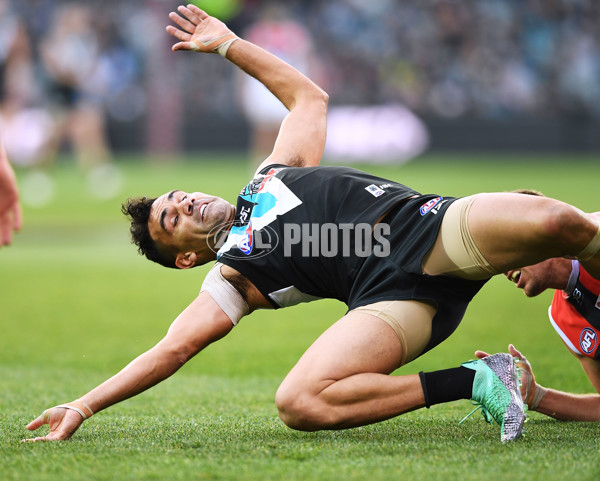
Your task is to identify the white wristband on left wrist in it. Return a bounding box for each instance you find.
[214,37,238,57]
[530,385,548,410]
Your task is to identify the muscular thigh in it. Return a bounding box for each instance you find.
[468,192,574,271]
[279,312,404,395]
[424,192,581,280]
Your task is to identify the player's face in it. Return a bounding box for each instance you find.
[505,258,566,298]
[148,190,235,267]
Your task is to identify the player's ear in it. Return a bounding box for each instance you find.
[175,251,197,269]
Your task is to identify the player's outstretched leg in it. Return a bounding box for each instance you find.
[461,353,525,442]
[464,193,600,279]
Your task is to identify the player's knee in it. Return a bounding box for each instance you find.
[275,384,332,431]
[539,202,589,251]
[275,386,315,430]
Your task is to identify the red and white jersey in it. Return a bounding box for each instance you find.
[549,260,600,358]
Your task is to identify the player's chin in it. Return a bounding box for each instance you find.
[523,285,544,297]
[209,206,233,229]
[217,203,235,224]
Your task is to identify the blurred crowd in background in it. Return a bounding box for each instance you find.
[0,0,599,172]
[311,0,600,119]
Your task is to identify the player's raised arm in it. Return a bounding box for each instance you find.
[166,4,329,170]
[24,293,234,441]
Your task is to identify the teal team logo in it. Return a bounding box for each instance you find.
[216,168,301,260]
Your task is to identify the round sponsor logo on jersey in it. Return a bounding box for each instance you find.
[208,222,280,260]
[238,233,253,255]
[238,221,254,255]
[579,327,597,354]
[235,225,278,259]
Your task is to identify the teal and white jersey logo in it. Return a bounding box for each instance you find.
[217,168,302,259]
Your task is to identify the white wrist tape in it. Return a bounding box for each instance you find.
[214,37,238,58]
[42,399,94,422]
[530,384,548,410]
[190,34,238,57]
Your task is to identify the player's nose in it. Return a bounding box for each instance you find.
[181,196,196,215]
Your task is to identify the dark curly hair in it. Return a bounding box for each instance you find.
[121,196,177,269]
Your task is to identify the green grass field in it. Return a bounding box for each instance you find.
[2,153,600,481]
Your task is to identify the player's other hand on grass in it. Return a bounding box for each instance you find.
[0,140,22,247]
[166,4,237,53]
[475,344,538,409]
[23,407,84,442]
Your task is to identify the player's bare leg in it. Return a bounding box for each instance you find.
[467,193,600,278]
[275,311,425,430]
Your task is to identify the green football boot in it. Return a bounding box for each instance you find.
[461,352,526,442]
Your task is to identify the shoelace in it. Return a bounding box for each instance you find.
[459,401,495,426]
[459,356,525,427]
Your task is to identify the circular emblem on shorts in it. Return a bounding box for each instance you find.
[579,327,597,354]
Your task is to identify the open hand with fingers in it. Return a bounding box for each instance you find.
[475,344,546,410]
[23,400,93,442]
[166,4,238,54]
